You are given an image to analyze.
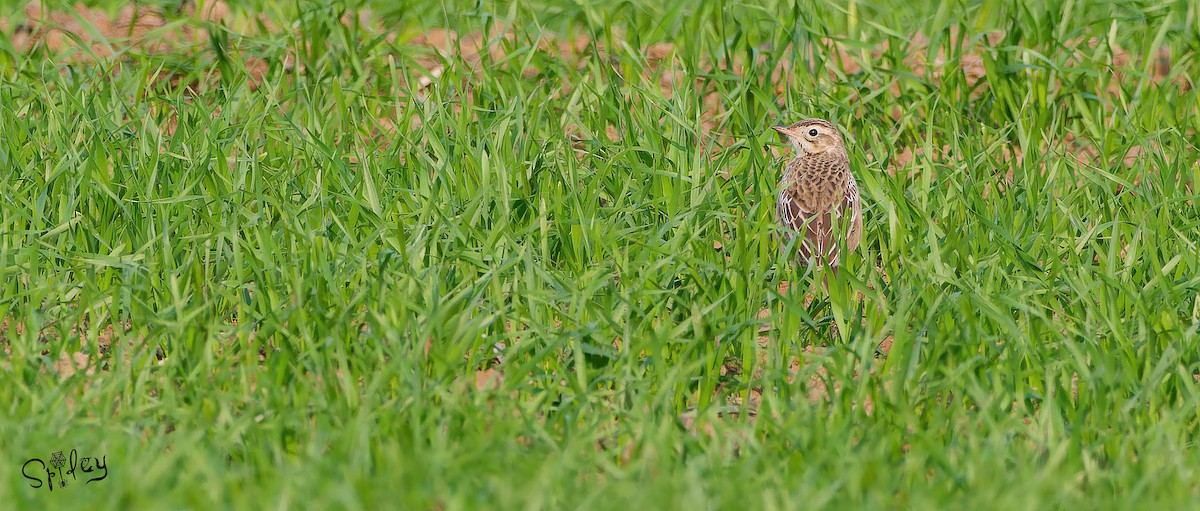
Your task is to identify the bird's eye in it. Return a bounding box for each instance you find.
[807,128,819,137]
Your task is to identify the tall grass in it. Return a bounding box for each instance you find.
[1,0,1198,508]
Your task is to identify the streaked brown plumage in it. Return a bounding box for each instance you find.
[772,118,862,271]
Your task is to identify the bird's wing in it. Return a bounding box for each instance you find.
[844,175,863,253]
[778,187,833,262]
[779,155,862,264]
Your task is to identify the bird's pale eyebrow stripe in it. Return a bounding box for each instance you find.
[787,118,836,131]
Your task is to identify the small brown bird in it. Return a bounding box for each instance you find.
[772,118,862,274]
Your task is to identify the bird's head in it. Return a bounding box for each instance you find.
[771,118,844,156]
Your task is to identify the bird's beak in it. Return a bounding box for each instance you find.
[771,125,791,141]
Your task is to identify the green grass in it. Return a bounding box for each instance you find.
[1,0,1199,508]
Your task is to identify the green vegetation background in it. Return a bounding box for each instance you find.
[1,0,1198,508]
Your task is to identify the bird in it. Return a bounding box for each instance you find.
[771,118,862,276]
